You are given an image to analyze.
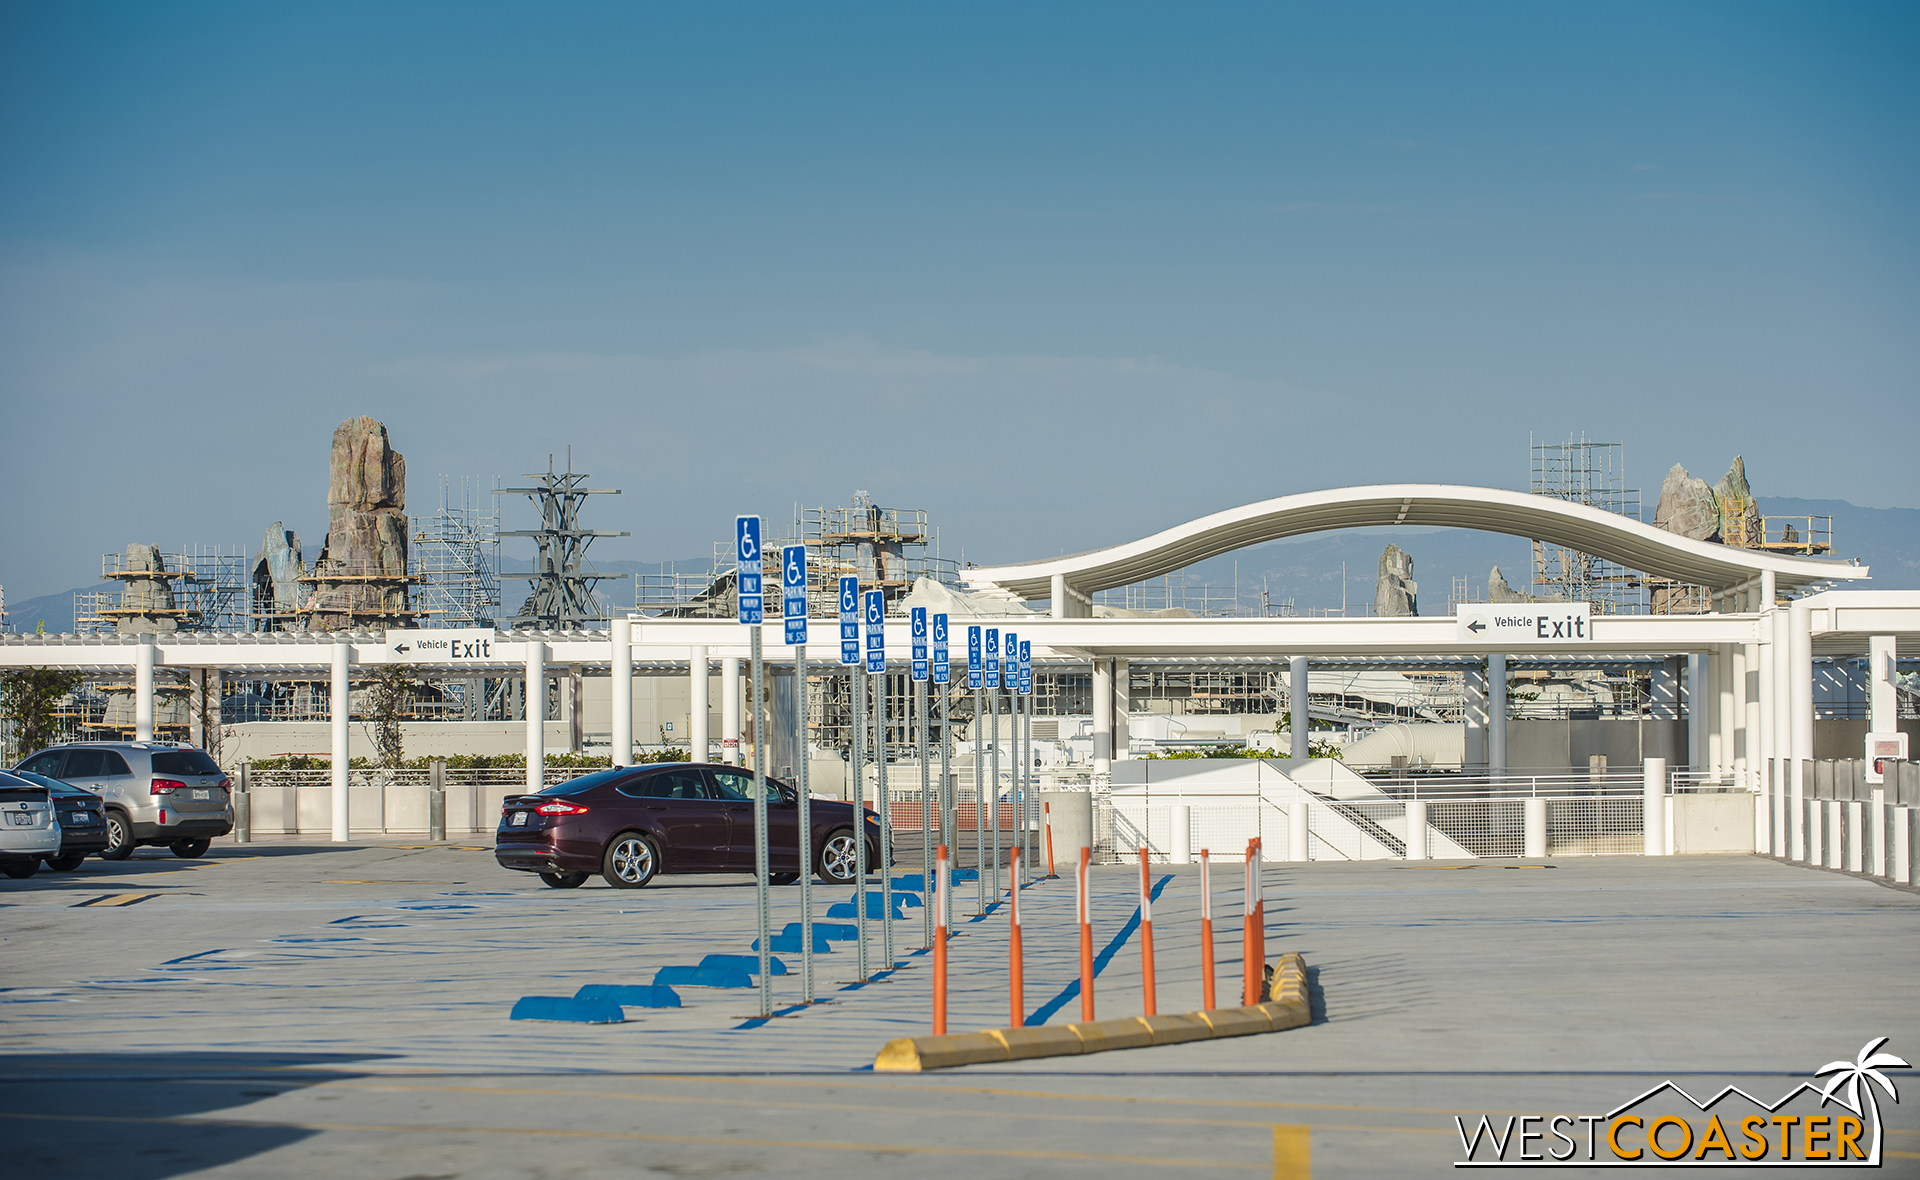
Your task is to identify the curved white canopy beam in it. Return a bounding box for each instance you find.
[962,484,1866,602]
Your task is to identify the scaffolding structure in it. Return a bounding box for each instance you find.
[412,476,502,628]
[500,453,628,629]
[1529,434,1646,614]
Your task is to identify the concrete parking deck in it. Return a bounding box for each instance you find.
[3,844,1917,1177]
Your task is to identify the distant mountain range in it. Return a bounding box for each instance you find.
[5,497,1912,633]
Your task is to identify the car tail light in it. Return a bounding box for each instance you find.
[535,800,589,816]
[217,777,231,789]
[151,778,186,795]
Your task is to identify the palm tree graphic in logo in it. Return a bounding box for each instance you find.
[1816,1036,1909,1154]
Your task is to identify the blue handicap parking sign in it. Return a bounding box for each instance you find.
[967,626,982,689]
[782,544,807,645]
[932,613,949,684]
[985,628,999,689]
[838,576,860,665]
[909,607,928,681]
[1019,640,1032,694]
[735,516,762,625]
[864,590,885,674]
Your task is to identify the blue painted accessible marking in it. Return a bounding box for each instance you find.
[573,984,681,1008]
[510,996,626,1023]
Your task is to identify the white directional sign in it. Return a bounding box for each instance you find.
[735,516,763,625]
[1455,603,1593,644]
[932,613,949,685]
[385,628,497,664]
[839,576,860,665]
[781,544,807,646]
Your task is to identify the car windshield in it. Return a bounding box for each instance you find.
[151,750,223,776]
[535,770,627,797]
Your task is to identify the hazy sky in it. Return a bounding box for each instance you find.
[2,2,1915,602]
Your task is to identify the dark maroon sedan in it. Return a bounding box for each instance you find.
[494,762,884,889]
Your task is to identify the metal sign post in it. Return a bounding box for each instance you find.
[865,589,892,970]
[968,625,984,914]
[992,629,1007,905]
[736,515,771,1018]
[911,607,931,948]
[1019,639,1033,885]
[934,613,951,934]
[842,576,866,981]
[782,544,813,1003]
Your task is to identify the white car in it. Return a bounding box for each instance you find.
[0,770,61,879]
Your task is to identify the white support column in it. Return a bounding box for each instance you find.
[1113,658,1130,760]
[1643,757,1665,856]
[1869,635,1898,734]
[1051,573,1067,620]
[1170,804,1191,864]
[525,639,546,794]
[610,618,633,766]
[1289,655,1309,760]
[1092,658,1113,776]
[1789,601,1814,857]
[1687,653,1709,773]
[1489,654,1508,775]
[1287,800,1309,861]
[566,664,583,754]
[1738,642,1757,787]
[1774,608,1794,857]
[689,645,709,761]
[1718,645,1737,778]
[1406,799,1429,860]
[721,657,741,765]
[188,668,205,748]
[135,634,156,743]
[331,638,350,842]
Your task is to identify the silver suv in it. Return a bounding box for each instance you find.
[13,742,232,860]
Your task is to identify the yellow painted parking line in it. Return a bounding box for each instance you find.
[0,1110,1266,1170]
[1273,1124,1311,1178]
[72,893,159,908]
[331,1080,1449,1135]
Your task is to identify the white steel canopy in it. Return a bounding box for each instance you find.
[961,484,1867,603]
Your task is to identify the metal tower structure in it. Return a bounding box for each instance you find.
[499,452,628,629]
[1528,433,1644,614]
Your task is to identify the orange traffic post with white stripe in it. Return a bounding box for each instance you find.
[933,844,950,1036]
[1250,836,1265,994]
[1137,846,1156,1017]
[1044,802,1057,878]
[1199,847,1216,1010]
[1242,839,1259,1005]
[1009,847,1024,1027]
[1077,844,1094,1022]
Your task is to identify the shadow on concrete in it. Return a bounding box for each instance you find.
[0,1050,393,1180]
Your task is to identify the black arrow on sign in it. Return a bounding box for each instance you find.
[395,644,411,653]
[1466,620,1486,634]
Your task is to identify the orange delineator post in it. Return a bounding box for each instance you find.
[1242,839,1258,1006]
[1199,847,1216,1010]
[1009,847,1024,1027]
[933,844,950,1036]
[1250,836,1265,994]
[1077,845,1094,1022]
[1137,846,1156,1017]
[1044,802,1057,878]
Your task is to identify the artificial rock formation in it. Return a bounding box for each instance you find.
[1652,464,1720,542]
[101,543,191,731]
[1711,456,1762,548]
[1373,544,1417,617]
[303,417,412,630]
[251,523,303,631]
[1487,565,1558,604]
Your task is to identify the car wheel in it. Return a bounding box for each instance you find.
[100,812,135,861]
[2,860,38,879]
[601,833,659,889]
[769,871,800,886]
[44,854,86,872]
[818,828,859,885]
[540,871,589,889]
[170,839,210,859]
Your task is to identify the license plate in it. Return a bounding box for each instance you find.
[67,813,94,824]
[192,789,211,800]
[511,812,529,826]
[7,813,32,826]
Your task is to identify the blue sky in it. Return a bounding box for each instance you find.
[1,2,1915,601]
